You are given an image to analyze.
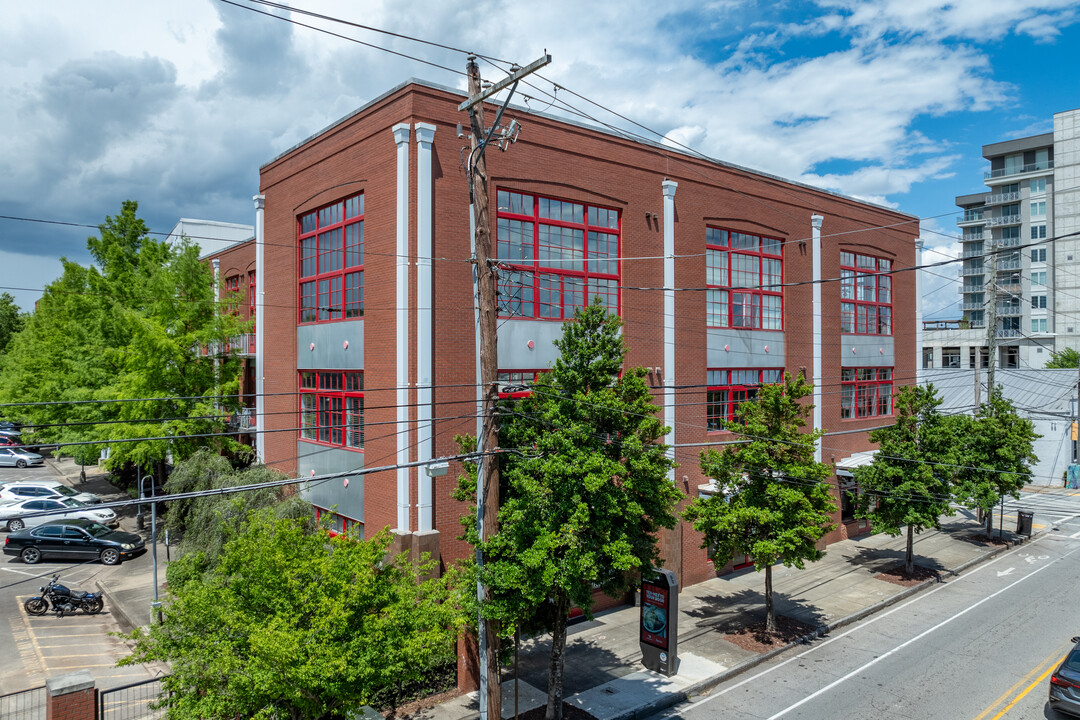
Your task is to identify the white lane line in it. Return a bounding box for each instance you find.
[761,544,1079,720]
[678,535,1074,716]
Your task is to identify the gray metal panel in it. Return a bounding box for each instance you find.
[839,334,895,367]
[955,192,987,207]
[297,321,364,370]
[296,442,365,525]
[497,320,563,369]
[983,133,1054,159]
[706,329,785,368]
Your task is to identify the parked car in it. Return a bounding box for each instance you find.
[3,518,144,565]
[0,479,100,504]
[1050,636,1080,717]
[0,497,117,532]
[0,420,22,432]
[0,448,45,469]
[0,429,40,452]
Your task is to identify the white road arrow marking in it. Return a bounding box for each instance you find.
[997,567,1016,577]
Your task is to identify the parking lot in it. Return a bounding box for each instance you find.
[0,464,167,694]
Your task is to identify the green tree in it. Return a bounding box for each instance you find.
[0,202,247,478]
[458,301,680,720]
[1046,347,1079,368]
[950,393,1040,536]
[683,374,835,633]
[123,510,467,720]
[854,384,955,575]
[0,291,25,356]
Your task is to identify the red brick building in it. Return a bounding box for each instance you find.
[256,79,918,590]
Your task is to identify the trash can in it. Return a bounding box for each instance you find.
[1016,510,1034,538]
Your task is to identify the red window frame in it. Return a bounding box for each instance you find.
[840,252,892,335]
[223,275,241,315]
[314,506,363,538]
[706,368,783,430]
[495,190,620,320]
[298,194,364,324]
[299,370,364,450]
[840,368,893,419]
[247,270,257,353]
[706,228,784,330]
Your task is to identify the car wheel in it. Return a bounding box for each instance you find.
[100,548,121,566]
[15,460,26,469]
[8,519,24,531]
[21,547,41,564]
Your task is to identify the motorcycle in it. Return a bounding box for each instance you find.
[23,575,104,617]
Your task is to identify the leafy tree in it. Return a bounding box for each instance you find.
[457,301,680,720]
[123,510,467,720]
[159,449,312,585]
[0,291,25,356]
[683,373,835,633]
[0,202,247,480]
[854,384,956,575]
[1046,347,1079,368]
[950,392,1040,536]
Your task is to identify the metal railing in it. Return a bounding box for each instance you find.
[962,230,985,241]
[962,245,984,258]
[986,214,1022,227]
[961,300,985,310]
[957,214,985,224]
[1000,235,1022,247]
[996,303,1022,316]
[985,190,1020,205]
[985,160,1054,179]
[961,264,985,276]
[996,328,1023,338]
[0,686,46,720]
[99,677,168,720]
[997,256,1022,271]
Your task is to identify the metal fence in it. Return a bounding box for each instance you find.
[0,685,46,720]
[98,677,168,720]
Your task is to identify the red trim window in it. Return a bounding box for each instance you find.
[314,506,362,538]
[247,270,257,353]
[495,190,620,319]
[840,252,892,335]
[706,229,783,330]
[224,275,241,315]
[840,368,892,419]
[497,370,547,398]
[706,368,782,430]
[298,194,364,324]
[299,371,364,450]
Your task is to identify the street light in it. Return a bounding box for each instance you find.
[140,474,162,624]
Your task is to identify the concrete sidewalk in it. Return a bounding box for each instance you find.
[41,456,1069,720]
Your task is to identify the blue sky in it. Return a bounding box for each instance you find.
[1,0,1079,318]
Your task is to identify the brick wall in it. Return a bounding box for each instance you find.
[258,81,919,590]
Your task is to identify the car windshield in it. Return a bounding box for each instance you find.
[85,522,113,538]
[60,498,86,508]
[55,486,78,497]
[1065,648,1080,673]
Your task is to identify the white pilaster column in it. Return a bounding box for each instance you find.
[811,214,824,463]
[415,122,436,532]
[253,194,266,463]
[662,179,678,480]
[392,122,412,532]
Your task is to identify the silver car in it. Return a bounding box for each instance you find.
[1050,636,1080,717]
[0,448,44,469]
[0,497,118,532]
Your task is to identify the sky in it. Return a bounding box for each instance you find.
[1,0,1079,318]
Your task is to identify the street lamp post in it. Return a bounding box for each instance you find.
[140,474,162,624]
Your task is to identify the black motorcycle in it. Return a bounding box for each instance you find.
[23,575,104,617]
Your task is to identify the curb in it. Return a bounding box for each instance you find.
[607,533,1025,720]
[97,579,141,635]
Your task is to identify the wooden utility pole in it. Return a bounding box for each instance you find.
[461,52,551,720]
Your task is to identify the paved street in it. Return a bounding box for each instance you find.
[0,464,166,694]
[655,513,1080,720]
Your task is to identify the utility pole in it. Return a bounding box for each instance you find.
[985,234,997,407]
[461,52,550,720]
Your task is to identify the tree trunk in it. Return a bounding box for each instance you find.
[764,564,776,633]
[544,596,570,720]
[905,523,914,576]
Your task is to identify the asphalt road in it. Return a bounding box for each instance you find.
[658,512,1080,720]
[0,464,165,695]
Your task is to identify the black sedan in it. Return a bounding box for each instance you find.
[3,518,145,565]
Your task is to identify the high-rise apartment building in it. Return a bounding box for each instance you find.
[923,108,1080,371]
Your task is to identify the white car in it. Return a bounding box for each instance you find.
[0,448,44,468]
[0,480,101,504]
[0,497,117,532]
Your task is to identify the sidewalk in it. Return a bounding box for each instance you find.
[40,457,1066,720]
[420,505,1061,720]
